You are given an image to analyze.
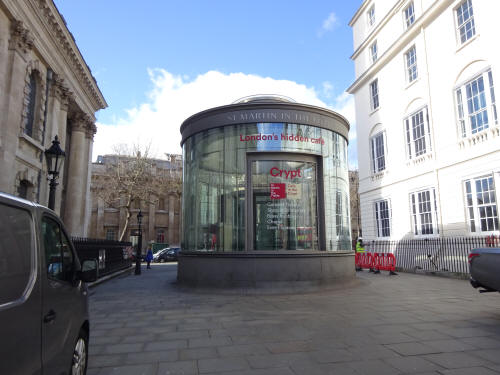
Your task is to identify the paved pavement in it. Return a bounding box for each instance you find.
[87,263,500,375]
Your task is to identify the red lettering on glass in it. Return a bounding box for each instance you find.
[269,167,302,179]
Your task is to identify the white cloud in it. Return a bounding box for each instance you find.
[318,12,339,37]
[93,69,358,168]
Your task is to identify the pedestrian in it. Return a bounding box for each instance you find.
[145,246,153,269]
[355,237,365,271]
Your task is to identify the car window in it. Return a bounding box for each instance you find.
[42,216,74,282]
[0,203,33,305]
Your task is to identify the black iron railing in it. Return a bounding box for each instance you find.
[72,237,133,278]
[363,235,499,278]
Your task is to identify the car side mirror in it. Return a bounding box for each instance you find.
[80,259,98,283]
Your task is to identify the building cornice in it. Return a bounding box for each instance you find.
[347,0,454,94]
[350,0,408,61]
[33,0,107,110]
[3,0,107,111]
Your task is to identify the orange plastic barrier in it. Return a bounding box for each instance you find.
[355,252,397,275]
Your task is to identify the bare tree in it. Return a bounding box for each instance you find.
[93,144,182,241]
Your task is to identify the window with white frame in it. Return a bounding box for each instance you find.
[464,175,499,233]
[367,5,375,27]
[370,79,379,111]
[404,1,415,29]
[404,107,431,159]
[375,199,391,237]
[405,46,418,83]
[456,0,475,44]
[410,188,439,235]
[455,69,497,138]
[370,41,378,63]
[370,131,386,173]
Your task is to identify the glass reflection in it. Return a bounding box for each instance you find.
[182,122,350,252]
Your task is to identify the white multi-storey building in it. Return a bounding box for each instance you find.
[348,0,499,240]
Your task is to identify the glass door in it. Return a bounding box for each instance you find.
[247,154,321,250]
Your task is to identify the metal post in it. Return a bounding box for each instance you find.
[47,177,57,210]
[135,210,143,275]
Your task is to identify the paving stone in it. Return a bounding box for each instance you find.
[217,343,270,357]
[204,368,295,375]
[422,339,477,352]
[246,352,310,369]
[470,349,500,364]
[460,337,500,349]
[95,364,157,375]
[158,330,209,340]
[179,347,218,360]
[157,360,198,375]
[125,350,178,365]
[347,359,400,375]
[438,367,500,375]
[423,352,494,369]
[188,336,232,348]
[144,340,187,351]
[385,342,441,356]
[88,354,125,369]
[103,343,144,354]
[265,340,314,354]
[90,336,122,345]
[198,357,250,373]
[383,356,444,373]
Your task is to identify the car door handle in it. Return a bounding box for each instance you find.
[44,310,56,323]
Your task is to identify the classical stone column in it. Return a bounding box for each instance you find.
[0,20,33,193]
[63,113,92,236]
[82,123,96,237]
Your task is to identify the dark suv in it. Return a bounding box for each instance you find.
[0,192,98,374]
[157,247,181,262]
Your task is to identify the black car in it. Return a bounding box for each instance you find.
[156,247,180,262]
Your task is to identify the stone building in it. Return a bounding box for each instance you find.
[88,154,182,250]
[348,0,499,240]
[0,0,106,235]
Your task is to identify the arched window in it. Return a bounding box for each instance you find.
[17,180,31,199]
[24,72,37,138]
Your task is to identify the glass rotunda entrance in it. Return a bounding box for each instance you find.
[178,96,354,289]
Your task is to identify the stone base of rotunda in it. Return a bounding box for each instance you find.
[176,251,356,293]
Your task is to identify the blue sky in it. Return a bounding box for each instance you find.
[54,1,362,166]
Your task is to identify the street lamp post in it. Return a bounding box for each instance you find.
[44,135,66,210]
[135,209,143,275]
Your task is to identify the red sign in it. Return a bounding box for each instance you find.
[270,183,286,199]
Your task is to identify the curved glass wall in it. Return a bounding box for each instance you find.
[182,122,350,252]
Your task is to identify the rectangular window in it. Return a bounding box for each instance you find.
[156,229,166,243]
[367,5,375,27]
[370,41,378,63]
[405,46,418,83]
[404,1,415,28]
[105,228,117,241]
[410,188,439,235]
[404,107,431,159]
[375,199,391,237]
[455,69,496,138]
[370,79,379,111]
[456,0,475,44]
[464,176,499,233]
[370,132,386,173]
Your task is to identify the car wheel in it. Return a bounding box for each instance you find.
[70,329,88,375]
[159,258,164,263]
